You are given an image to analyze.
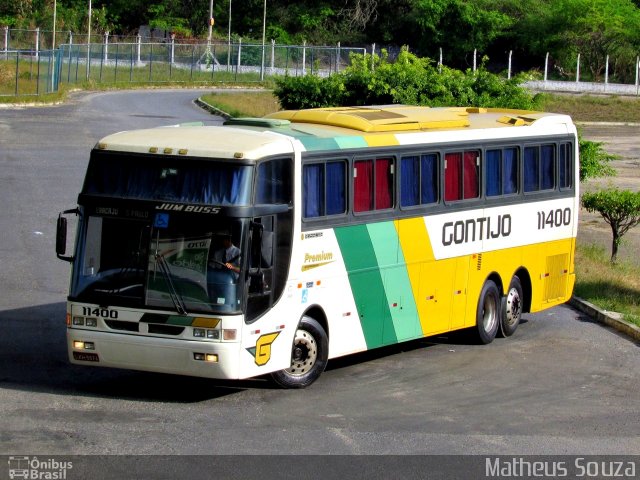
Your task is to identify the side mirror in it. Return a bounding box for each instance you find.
[56,215,67,256]
[56,209,78,262]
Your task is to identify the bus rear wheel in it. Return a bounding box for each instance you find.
[500,276,523,337]
[474,280,500,344]
[271,316,328,389]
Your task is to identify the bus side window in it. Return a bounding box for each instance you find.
[445,150,479,201]
[524,144,555,192]
[541,145,555,190]
[400,153,438,207]
[256,158,292,204]
[559,143,573,189]
[354,157,394,212]
[354,160,374,212]
[303,161,347,219]
[486,147,518,197]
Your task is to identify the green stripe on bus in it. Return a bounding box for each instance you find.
[335,136,369,149]
[366,222,421,341]
[298,137,341,151]
[335,224,397,349]
[167,315,193,326]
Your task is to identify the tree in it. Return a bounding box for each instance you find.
[578,136,617,181]
[581,189,640,263]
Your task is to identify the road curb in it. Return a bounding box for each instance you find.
[194,97,232,120]
[570,296,640,342]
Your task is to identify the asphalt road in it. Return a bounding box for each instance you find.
[0,90,639,458]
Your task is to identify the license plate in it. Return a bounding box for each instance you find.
[73,352,100,362]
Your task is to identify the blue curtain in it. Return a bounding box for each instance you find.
[303,164,323,218]
[85,156,252,205]
[326,162,346,215]
[256,159,292,204]
[486,150,501,197]
[524,147,538,192]
[559,143,571,188]
[421,154,437,204]
[503,148,518,194]
[401,157,419,207]
[541,145,555,190]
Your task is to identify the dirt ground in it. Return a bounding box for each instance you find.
[578,123,640,266]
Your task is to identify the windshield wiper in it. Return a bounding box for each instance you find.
[154,252,188,315]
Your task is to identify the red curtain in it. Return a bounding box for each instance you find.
[375,158,392,210]
[445,152,462,201]
[463,151,479,199]
[354,160,373,212]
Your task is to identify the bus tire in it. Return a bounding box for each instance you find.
[475,280,500,344]
[271,316,328,389]
[500,276,523,337]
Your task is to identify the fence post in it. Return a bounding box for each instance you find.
[170,34,175,65]
[576,53,580,83]
[136,35,141,65]
[473,48,477,73]
[14,48,19,95]
[35,27,40,59]
[636,57,640,96]
[508,50,512,79]
[604,54,609,90]
[544,52,549,82]
[271,39,275,75]
[236,37,242,77]
[3,26,8,58]
[439,47,443,73]
[336,42,341,73]
[104,31,109,63]
[302,40,307,75]
[371,43,376,72]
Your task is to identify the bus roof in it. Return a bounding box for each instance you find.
[95,105,575,160]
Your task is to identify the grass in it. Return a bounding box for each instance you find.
[574,242,640,327]
[200,91,281,117]
[539,93,640,123]
[198,91,640,122]
[1,57,275,103]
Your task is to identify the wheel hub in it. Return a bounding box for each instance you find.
[293,344,310,362]
[286,329,317,376]
[506,289,522,326]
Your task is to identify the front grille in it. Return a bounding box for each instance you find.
[105,320,140,332]
[148,324,185,335]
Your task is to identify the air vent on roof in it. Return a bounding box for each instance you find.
[224,118,291,128]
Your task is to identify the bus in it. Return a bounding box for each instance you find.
[56,105,578,388]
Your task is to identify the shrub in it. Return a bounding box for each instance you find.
[273,48,540,110]
[582,189,640,263]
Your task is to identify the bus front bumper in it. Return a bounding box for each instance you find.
[67,328,242,380]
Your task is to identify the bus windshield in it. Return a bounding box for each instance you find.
[71,214,248,314]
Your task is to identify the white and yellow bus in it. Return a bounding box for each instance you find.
[56,105,578,388]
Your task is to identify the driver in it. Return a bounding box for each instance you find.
[211,234,241,275]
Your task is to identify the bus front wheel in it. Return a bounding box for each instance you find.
[271,316,328,389]
[474,280,500,344]
[500,276,523,337]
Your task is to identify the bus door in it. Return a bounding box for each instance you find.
[450,256,470,330]
[245,211,293,322]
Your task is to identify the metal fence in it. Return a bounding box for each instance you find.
[0,49,59,97]
[56,40,365,86]
[2,27,640,98]
[1,39,365,97]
